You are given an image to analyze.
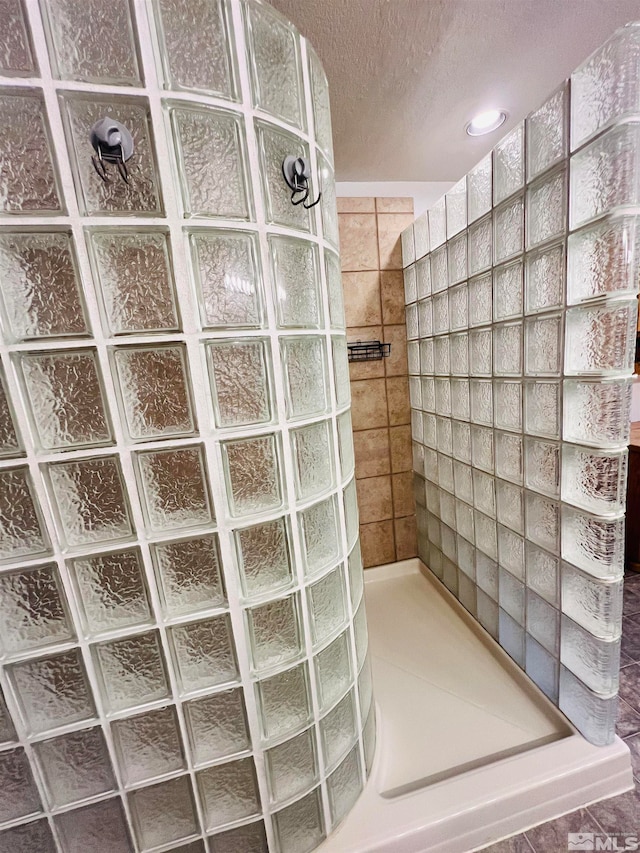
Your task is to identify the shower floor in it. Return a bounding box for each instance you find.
[320,559,633,853]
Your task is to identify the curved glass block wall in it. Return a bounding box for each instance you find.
[403,22,640,748]
[0,1,373,850]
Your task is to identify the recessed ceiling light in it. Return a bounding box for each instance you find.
[466,109,508,136]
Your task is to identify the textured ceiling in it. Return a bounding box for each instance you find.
[269,0,640,182]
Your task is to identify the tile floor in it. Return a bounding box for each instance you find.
[483,570,640,852]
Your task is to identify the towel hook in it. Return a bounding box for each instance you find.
[90,117,134,184]
[281,155,322,209]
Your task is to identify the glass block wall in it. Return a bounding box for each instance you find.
[0,1,373,851]
[403,23,640,748]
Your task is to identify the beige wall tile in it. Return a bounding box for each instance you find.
[354,428,390,479]
[392,471,415,517]
[350,378,388,431]
[381,270,406,325]
[337,197,376,213]
[383,324,408,377]
[377,213,415,269]
[395,515,418,560]
[360,520,396,568]
[339,213,379,271]
[389,425,412,473]
[357,475,393,523]
[347,325,385,380]
[376,197,413,214]
[343,271,381,327]
[385,377,410,426]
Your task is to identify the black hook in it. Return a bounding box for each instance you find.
[90,117,134,185]
[282,156,322,209]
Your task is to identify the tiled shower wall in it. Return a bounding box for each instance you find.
[337,197,417,568]
[403,23,640,747]
[0,1,373,851]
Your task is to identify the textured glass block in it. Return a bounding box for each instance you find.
[422,378,436,413]
[0,0,36,76]
[469,272,493,327]
[494,259,523,321]
[34,727,114,808]
[0,747,41,822]
[526,541,559,605]
[257,661,311,742]
[281,336,328,419]
[559,665,617,747]
[0,368,21,458]
[320,689,357,772]
[435,379,451,417]
[428,197,446,248]
[446,177,467,238]
[0,90,62,214]
[404,264,417,304]
[8,648,95,734]
[452,420,471,463]
[495,431,523,484]
[414,214,430,260]
[524,437,560,498]
[316,629,352,712]
[152,0,236,98]
[525,492,560,554]
[0,562,74,655]
[349,541,364,609]
[451,377,470,420]
[449,284,468,332]
[431,245,448,294]
[247,593,301,673]
[469,327,492,376]
[130,776,198,849]
[527,83,568,179]
[318,151,339,248]
[438,453,454,493]
[561,562,622,641]
[56,798,132,853]
[524,380,561,438]
[526,635,558,702]
[468,154,492,223]
[524,240,565,315]
[93,630,169,712]
[560,614,620,694]
[309,42,333,159]
[0,230,88,340]
[328,745,362,828]
[527,591,559,654]
[112,344,195,440]
[499,609,525,666]
[222,434,282,518]
[325,251,345,329]
[170,615,238,691]
[498,525,525,579]
[570,122,640,229]
[266,727,317,804]
[0,687,16,745]
[273,787,324,853]
[112,706,185,784]
[136,446,212,533]
[198,758,260,831]
[476,552,498,597]
[468,214,492,276]
[210,823,267,853]
[185,688,249,765]
[206,339,272,428]
[564,299,637,375]
[562,444,627,515]
[434,335,450,375]
[526,166,567,250]
[60,92,162,215]
[309,566,347,647]
[494,323,523,378]
[494,195,524,263]
[500,568,525,623]
[151,534,225,617]
[337,410,355,480]
[257,120,314,232]
[475,510,497,559]
[470,379,493,425]
[459,570,478,614]
[477,588,499,637]
[471,425,494,473]
[561,505,625,579]
[0,820,56,853]
[440,492,456,528]
[447,232,467,285]
[300,495,340,577]
[46,455,133,548]
[270,235,321,328]
[410,377,422,409]
[406,303,419,340]
[496,480,524,534]
[455,499,474,543]
[441,520,457,560]
[494,122,524,204]
[423,413,436,448]
[401,226,415,267]
[292,419,334,501]
[454,461,473,504]
[563,378,632,448]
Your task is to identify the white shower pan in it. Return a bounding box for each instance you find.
[319,560,633,853]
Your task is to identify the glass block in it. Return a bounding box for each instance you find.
[309,566,347,648]
[421,338,435,375]
[404,264,417,304]
[559,664,617,747]
[60,92,162,215]
[495,431,523,484]
[438,453,454,493]
[151,534,225,617]
[344,473,358,552]
[570,122,640,229]
[315,629,352,712]
[493,259,523,321]
[247,593,302,673]
[209,823,267,853]
[468,214,492,276]
[477,588,499,637]
[112,706,185,784]
[257,661,311,742]
[524,240,565,315]
[562,444,627,515]
[494,380,522,433]
[468,154,492,223]
[0,687,16,745]
[338,410,355,480]
[269,235,321,328]
[435,379,451,418]
[273,787,324,853]
[496,480,524,534]
[266,727,317,805]
[447,232,467,285]
[448,288,467,335]
[494,195,524,264]
[281,336,328,420]
[499,609,525,666]
[34,727,114,809]
[561,614,620,694]
[493,122,524,204]
[561,562,622,641]
[451,377,470,420]
[526,591,559,654]
[456,499,475,543]
[449,330,468,375]
[525,492,560,554]
[326,251,345,329]
[349,541,364,609]
[46,455,133,548]
[152,0,236,98]
[318,152,339,248]
[406,303,419,341]
[452,420,471,463]
[256,119,315,232]
[206,339,272,428]
[414,214,430,261]
[429,197,446,248]
[0,90,62,214]
[471,424,494,473]
[0,747,41,822]
[422,379,436,415]
[309,42,333,160]
[423,414,436,449]
[185,688,249,765]
[56,798,132,853]
[169,615,238,692]
[446,177,467,238]
[440,492,456,529]
[0,230,88,340]
[441,521,457,560]
[561,505,625,579]
[526,541,559,605]
[475,510,497,560]
[563,377,632,448]
[470,379,493,425]
[526,635,558,702]
[0,820,56,853]
[524,380,561,438]
[524,437,560,498]
[431,244,448,294]
[222,434,282,518]
[112,344,195,441]
[292,419,334,501]
[500,566,525,623]
[400,226,415,268]
[328,745,362,828]
[8,648,95,734]
[526,166,567,250]
[498,525,525,579]
[454,461,473,504]
[135,445,212,533]
[321,688,357,772]
[527,83,568,180]
[469,272,493,327]
[469,327,492,376]
[300,495,340,577]
[477,552,498,598]
[410,377,422,409]
[0,0,36,76]
[130,776,198,849]
[564,299,637,375]
[434,336,450,375]
[459,571,478,614]
[93,630,169,712]
[198,758,261,831]
[0,368,21,458]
